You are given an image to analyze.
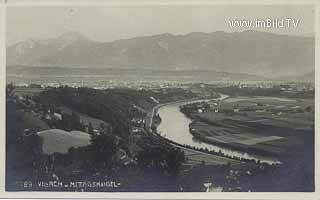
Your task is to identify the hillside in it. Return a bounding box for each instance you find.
[7,66,267,82]
[7,30,314,78]
[274,70,315,82]
[37,129,91,154]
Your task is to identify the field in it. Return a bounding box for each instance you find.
[37,129,91,154]
[205,96,314,128]
[13,87,45,96]
[189,96,314,156]
[174,144,240,166]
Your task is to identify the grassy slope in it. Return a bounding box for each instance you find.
[37,129,90,154]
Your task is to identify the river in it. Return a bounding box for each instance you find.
[156,94,281,165]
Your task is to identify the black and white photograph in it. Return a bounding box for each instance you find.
[4,2,316,194]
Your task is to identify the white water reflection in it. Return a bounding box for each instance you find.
[156,96,281,165]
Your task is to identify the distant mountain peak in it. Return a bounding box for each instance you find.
[57,31,89,43]
[14,39,37,56]
[159,32,173,37]
[186,32,209,37]
[6,30,314,78]
[18,38,37,46]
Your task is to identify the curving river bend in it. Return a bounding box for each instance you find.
[156,94,281,165]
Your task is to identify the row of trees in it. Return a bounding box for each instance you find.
[137,145,185,176]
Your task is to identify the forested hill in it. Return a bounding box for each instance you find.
[33,87,197,135]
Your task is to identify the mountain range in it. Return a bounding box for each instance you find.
[7,30,314,80]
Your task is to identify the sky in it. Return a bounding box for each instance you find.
[6,4,315,45]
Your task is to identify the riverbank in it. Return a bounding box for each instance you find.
[146,94,223,132]
[177,94,314,165]
[150,94,281,165]
[188,124,281,158]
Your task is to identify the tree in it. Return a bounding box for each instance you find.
[100,123,105,130]
[88,122,94,135]
[165,148,185,176]
[6,83,15,97]
[90,134,117,170]
[136,147,164,169]
[305,106,312,112]
[137,146,186,176]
